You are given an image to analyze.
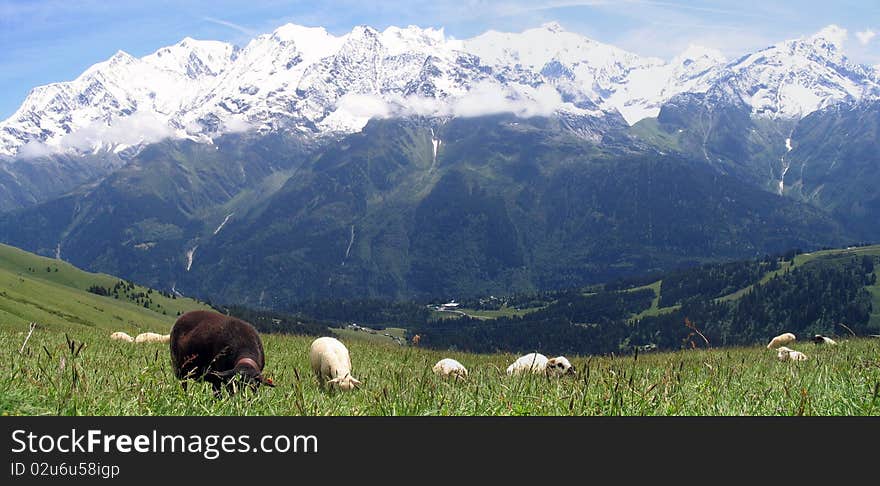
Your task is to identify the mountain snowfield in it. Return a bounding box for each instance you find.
[2,21,878,158]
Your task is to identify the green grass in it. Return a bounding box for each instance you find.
[0,243,212,334]
[628,280,681,320]
[1,242,879,416]
[331,327,407,345]
[2,326,878,416]
[628,118,683,152]
[430,305,543,322]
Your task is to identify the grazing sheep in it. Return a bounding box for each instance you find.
[546,356,576,376]
[432,358,468,379]
[135,332,170,343]
[170,310,274,396]
[506,353,576,376]
[811,334,838,345]
[767,332,796,349]
[309,337,362,391]
[776,346,808,361]
[505,352,550,376]
[110,331,134,342]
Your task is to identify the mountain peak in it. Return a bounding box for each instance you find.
[540,21,565,33]
[808,24,848,50]
[381,24,445,41]
[350,24,380,38]
[3,21,880,158]
[79,50,136,78]
[674,44,726,64]
[110,50,135,62]
[380,25,449,54]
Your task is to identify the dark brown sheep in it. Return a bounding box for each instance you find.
[170,310,274,396]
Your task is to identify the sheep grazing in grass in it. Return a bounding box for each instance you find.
[546,356,576,376]
[811,334,837,345]
[506,353,576,376]
[134,332,170,343]
[767,332,796,349]
[110,331,134,342]
[309,336,362,391]
[776,346,808,362]
[170,310,274,397]
[506,352,549,375]
[432,358,468,379]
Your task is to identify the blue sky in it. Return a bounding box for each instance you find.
[1,0,879,119]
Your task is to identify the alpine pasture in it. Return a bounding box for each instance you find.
[0,243,878,416]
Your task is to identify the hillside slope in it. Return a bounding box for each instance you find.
[0,243,212,334]
[1,116,851,306]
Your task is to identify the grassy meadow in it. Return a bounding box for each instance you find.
[0,242,878,416]
[0,243,212,335]
[1,326,878,416]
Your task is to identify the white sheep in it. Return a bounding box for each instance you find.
[776,346,808,361]
[309,336,362,391]
[506,353,576,376]
[767,332,796,349]
[506,352,549,375]
[432,358,468,379]
[811,334,838,345]
[110,331,134,342]
[134,332,170,343]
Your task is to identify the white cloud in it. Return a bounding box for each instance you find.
[334,93,392,119]
[58,111,174,151]
[450,82,563,118]
[222,116,253,134]
[325,81,569,131]
[856,29,876,46]
[17,140,54,159]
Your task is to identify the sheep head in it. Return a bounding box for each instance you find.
[546,357,575,377]
[327,373,362,391]
[213,358,275,392]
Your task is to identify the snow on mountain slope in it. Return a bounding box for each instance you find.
[2,22,878,158]
[606,45,726,124]
[179,24,346,134]
[716,25,875,118]
[464,22,661,118]
[0,38,237,157]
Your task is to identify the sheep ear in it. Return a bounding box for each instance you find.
[350,377,362,387]
[261,375,276,387]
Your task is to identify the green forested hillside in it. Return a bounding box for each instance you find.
[0,116,852,307]
[408,245,880,355]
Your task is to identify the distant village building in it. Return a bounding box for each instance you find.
[439,300,460,311]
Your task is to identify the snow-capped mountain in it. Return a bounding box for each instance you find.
[2,22,878,158]
[709,26,877,118]
[0,38,238,158]
[604,45,726,124]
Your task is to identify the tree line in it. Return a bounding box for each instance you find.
[406,254,877,355]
